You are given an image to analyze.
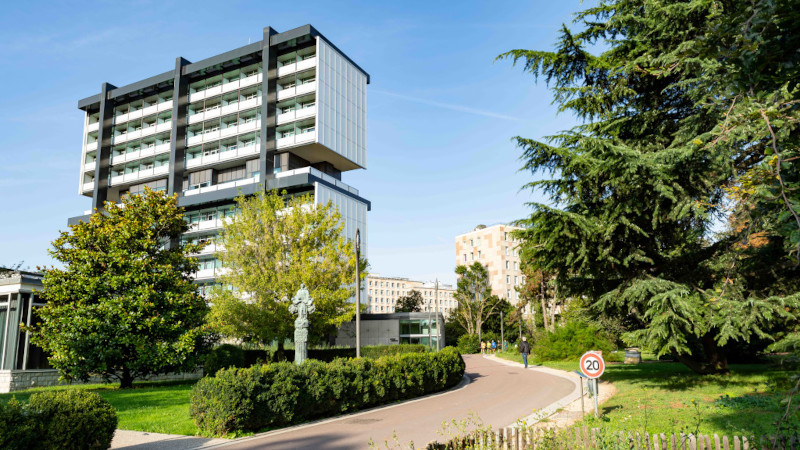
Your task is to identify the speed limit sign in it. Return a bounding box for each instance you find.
[579,351,605,379]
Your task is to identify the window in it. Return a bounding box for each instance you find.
[470,253,474,261]
[478,251,481,259]
[514,262,519,270]
[514,276,518,285]
[201,211,215,221]
[505,261,509,270]
[506,275,510,284]
[470,239,473,247]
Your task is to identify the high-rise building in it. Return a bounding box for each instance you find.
[69,25,370,286]
[366,275,457,317]
[455,224,525,305]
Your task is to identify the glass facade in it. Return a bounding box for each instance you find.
[0,292,50,370]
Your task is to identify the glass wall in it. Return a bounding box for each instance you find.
[399,319,440,348]
[0,293,50,370]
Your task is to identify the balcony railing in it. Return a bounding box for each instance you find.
[274,166,359,196]
[86,122,100,133]
[185,143,259,170]
[277,81,316,102]
[111,142,171,165]
[188,73,261,104]
[276,129,316,149]
[186,119,260,147]
[183,175,260,197]
[83,161,96,172]
[109,164,169,187]
[86,141,98,152]
[277,105,316,125]
[188,97,261,125]
[277,57,316,78]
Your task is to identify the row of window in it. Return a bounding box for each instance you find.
[278,94,315,115]
[112,112,172,137]
[277,48,315,67]
[113,91,174,117]
[277,119,315,139]
[110,156,170,177]
[186,108,260,138]
[111,132,172,158]
[186,132,260,160]
[185,205,238,224]
[189,63,262,95]
[367,289,454,299]
[188,86,260,112]
[278,70,315,91]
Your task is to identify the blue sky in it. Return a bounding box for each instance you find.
[0,0,587,285]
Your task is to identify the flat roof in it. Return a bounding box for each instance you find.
[78,24,369,110]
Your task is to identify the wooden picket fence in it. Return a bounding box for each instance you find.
[426,426,799,449]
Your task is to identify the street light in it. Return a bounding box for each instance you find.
[355,228,361,359]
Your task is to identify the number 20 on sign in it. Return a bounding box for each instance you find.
[579,351,605,379]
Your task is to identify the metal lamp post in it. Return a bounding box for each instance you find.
[355,228,361,358]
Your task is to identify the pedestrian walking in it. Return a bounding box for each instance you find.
[519,337,531,368]
[480,340,486,354]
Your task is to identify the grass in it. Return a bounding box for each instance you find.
[0,380,198,435]
[495,351,796,437]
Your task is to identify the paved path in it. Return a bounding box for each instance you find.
[209,355,577,449]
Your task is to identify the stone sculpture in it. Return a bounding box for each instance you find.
[288,284,315,365]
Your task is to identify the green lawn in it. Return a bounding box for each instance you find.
[0,380,198,435]
[495,351,795,437]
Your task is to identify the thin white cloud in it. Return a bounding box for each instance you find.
[372,89,521,121]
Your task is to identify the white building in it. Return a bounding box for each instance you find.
[366,275,457,317]
[70,25,370,287]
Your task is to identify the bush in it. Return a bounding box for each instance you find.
[204,344,246,376]
[457,334,480,354]
[532,321,614,361]
[25,390,117,450]
[0,398,39,450]
[190,347,465,436]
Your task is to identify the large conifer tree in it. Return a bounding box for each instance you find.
[501,0,800,373]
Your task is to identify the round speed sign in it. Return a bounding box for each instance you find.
[579,351,605,379]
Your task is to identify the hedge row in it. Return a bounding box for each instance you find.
[204,344,429,376]
[0,390,117,450]
[190,346,465,436]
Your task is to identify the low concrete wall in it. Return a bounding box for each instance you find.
[0,368,203,393]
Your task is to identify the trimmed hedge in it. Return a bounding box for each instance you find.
[0,390,117,450]
[457,334,480,354]
[204,344,246,376]
[219,344,429,370]
[190,346,465,436]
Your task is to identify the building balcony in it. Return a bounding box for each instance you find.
[277,57,316,78]
[86,141,98,152]
[111,142,170,165]
[188,73,262,104]
[182,175,260,197]
[109,164,169,187]
[188,97,261,125]
[277,105,316,125]
[277,81,316,102]
[276,129,316,149]
[86,122,100,133]
[83,161,96,172]
[113,101,173,126]
[185,143,259,170]
[194,267,230,281]
[275,166,359,196]
[186,120,260,147]
[191,242,224,256]
[82,181,94,192]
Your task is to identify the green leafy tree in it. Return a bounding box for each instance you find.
[452,263,502,339]
[209,190,364,348]
[500,0,800,374]
[395,289,423,312]
[27,189,213,388]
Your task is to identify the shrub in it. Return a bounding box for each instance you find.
[204,344,246,376]
[191,347,465,436]
[26,390,118,450]
[457,334,480,354]
[0,398,39,450]
[362,344,428,358]
[532,321,614,361]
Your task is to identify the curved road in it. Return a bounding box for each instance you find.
[214,355,575,449]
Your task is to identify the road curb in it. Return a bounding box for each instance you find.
[483,355,583,428]
[202,372,473,449]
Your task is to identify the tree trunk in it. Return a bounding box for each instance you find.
[540,280,549,332]
[675,335,730,375]
[550,281,558,332]
[275,340,287,362]
[120,366,134,389]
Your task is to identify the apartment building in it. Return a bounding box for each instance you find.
[455,224,525,306]
[69,25,370,288]
[366,275,457,317]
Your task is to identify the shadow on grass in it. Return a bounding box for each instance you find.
[599,363,784,392]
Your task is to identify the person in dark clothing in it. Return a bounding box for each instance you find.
[519,336,531,368]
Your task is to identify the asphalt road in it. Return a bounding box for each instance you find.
[215,354,576,449]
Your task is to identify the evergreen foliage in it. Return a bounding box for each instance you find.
[501,0,800,373]
[28,189,213,388]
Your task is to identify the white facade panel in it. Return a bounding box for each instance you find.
[316,38,367,169]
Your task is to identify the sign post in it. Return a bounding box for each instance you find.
[579,351,605,418]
